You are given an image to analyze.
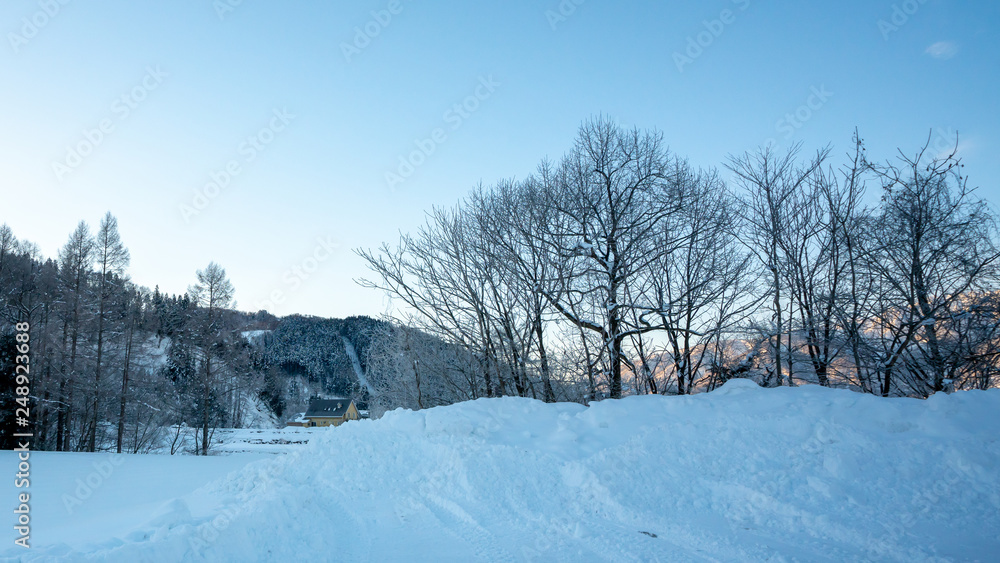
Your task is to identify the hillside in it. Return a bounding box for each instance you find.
[250,314,386,409]
[7,381,999,561]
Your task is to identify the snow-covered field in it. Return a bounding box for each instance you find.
[207,427,323,455]
[5,381,999,562]
[2,452,270,555]
[150,427,325,456]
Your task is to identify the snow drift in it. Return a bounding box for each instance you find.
[11,381,1000,562]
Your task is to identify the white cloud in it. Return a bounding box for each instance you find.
[925,41,959,60]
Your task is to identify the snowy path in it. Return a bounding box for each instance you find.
[341,334,376,397]
[5,381,1000,562]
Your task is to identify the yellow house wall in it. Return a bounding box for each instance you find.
[308,417,340,427]
[305,402,360,427]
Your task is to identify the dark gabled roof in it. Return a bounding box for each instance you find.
[305,398,353,418]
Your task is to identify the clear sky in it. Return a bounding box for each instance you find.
[1,0,997,319]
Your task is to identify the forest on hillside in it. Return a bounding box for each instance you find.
[0,223,395,453]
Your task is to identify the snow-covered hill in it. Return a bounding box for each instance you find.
[7,381,1000,561]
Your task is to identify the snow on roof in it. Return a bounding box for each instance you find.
[304,398,354,418]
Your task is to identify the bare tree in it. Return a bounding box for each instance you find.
[358,205,503,400]
[539,118,682,398]
[116,286,144,453]
[728,144,829,387]
[822,134,876,392]
[471,176,561,401]
[358,122,1000,402]
[56,221,94,450]
[85,212,130,451]
[643,167,760,394]
[0,225,16,314]
[188,262,235,455]
[947,291,1000,390]
[364,318,492,416]
[863,134,1000,396]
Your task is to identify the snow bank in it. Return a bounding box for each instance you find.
[10,382,1000,562]
[1,453,270,555]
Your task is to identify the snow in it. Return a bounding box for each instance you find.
[2,452,269,553]
[142,426,324,456]
[235,394,280,429]
[205,428,325,455]
[340,335,376,397]
[239,330,271,343]
[6,381,1000,561]
[136,335,170,372]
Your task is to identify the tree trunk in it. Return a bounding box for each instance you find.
[202,354,211,456]
[772,264,783,388]
[534,314,555,403]
[116,315,134,454]
[88,294,105,452]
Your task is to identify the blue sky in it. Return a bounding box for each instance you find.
[1,0,997,318]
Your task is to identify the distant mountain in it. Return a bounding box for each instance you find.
[248,314,389,410]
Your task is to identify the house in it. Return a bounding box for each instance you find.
[301,398,361,427]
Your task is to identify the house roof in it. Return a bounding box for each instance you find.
[305,398,354,419]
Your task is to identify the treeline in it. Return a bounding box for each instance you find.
[0,214,409,452]
[358,118,1000,404]
[0,215,281,453]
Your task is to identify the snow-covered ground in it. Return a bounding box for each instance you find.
[207,427,323,455]
[139,426,323,456]
[2,452,270,555]
[5,380,999,562]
